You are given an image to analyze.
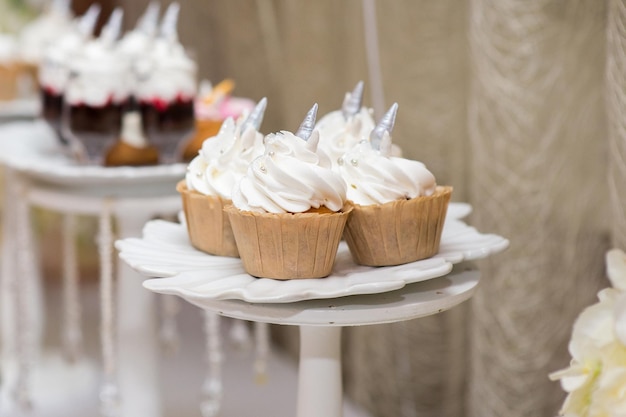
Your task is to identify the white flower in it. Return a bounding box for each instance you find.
[550,249,626,417]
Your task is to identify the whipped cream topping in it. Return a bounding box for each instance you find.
[316,106,403,166]
[316,106,375,141]
[39,5,100,94]
[118,31,153,61]
[232,130,347,214]
[64,38,130,107]
[39,30,88,94]
[338,135,436,206]
[18,3,73,64]
[118,3,159,63]
[134,37,197,104]
[185,117,265,199]
[0,34,17,64]
[120,111,150,148]
[315,107,376,168]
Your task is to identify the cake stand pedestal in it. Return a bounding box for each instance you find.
[158,266,479,417]
[21,180,181,417]
[0,121,186,417]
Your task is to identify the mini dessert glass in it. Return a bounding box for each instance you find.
[139,95,194,164]
[61,66,129,165]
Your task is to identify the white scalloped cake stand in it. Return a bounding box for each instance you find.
[117,209,508,417]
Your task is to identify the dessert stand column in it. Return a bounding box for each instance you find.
[115,203,168,417]
[23,182,181,417]
[297,326,342,417]
[0,167,44,409]
[158,267,480,417]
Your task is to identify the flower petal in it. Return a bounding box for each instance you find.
[607,249,626,291]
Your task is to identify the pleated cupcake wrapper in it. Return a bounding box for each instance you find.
[177,181,239,257]
[343,186,453,267]
[0,63,21,101]
[224,204,353,280]
[0,61,38,101]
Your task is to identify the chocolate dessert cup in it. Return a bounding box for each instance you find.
[41,87,67,145]
[140,98,194,164]
[63,101,125,165]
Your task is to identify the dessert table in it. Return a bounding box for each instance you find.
[116,205,509,417]
[0,120,185,417]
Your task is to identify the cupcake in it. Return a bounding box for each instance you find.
[178,97,267,257]
[225,104,352,280]
[315,81,401,168]
[182,79,255,162]
[339,103,452,266]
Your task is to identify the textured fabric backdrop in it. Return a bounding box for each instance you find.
[118,1,617,416]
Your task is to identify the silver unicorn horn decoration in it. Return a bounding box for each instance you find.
[295,103,318,140]
[77,3,101,37]
[101,8,124,44]
[240,97,268,133]
[341,80,364,120]
[370,102,398,150]
[137,2,160,36]
[160,2,180,41]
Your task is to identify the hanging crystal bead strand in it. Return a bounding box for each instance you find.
[99,202,119,417]
[201,311,222,417]
[229,319,251,351]
[254,322,270,385]
[62,214,82,362]
[12,180,35,410]
[159,295,180,354]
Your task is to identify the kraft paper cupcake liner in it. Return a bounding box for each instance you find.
[224,204,353,279]
[343,186,452,266]
[177,181,239,257]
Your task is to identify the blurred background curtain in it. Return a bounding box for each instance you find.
[63,0,620,415]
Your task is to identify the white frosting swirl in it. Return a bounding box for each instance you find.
[0,34,17,64]
[117,3,158,62]
[316,106,402,168]
[338,136,436,206]
[134,38,197,103]
[64,38,130,106]
[316,107,375,169]
[316,106,375,141]
[118,30,153,61]
[39,29,88,93]
[18,8,73,65]
[232,131,347,214]
[185,117,265,199]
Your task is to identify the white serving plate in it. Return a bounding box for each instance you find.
[116,203,509,304]
[0,120,186,186]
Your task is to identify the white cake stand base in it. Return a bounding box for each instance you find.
[0,166,181,417]
[155,266,479,417]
